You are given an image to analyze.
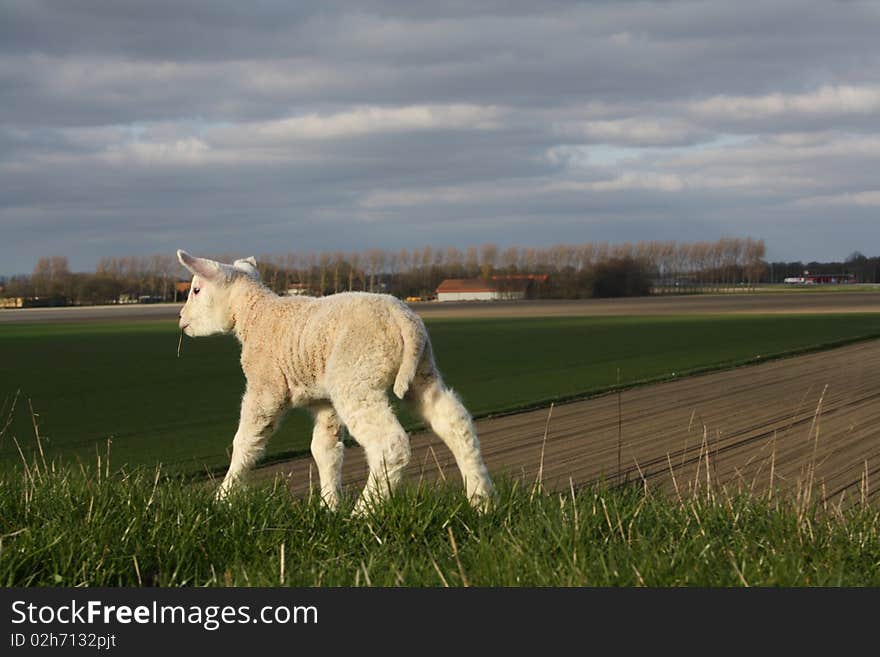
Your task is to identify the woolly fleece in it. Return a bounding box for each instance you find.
[177,250,494,513]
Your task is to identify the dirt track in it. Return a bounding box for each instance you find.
[0,290,877,324]
[259,338,880,505]
[412,291,880,318]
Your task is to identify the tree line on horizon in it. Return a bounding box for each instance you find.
[1,238,877,306]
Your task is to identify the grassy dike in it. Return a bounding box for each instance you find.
[2,461,879,587]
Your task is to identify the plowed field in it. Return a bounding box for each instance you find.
[260,339,880,505]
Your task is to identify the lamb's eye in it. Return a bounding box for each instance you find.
[193,287,200,295]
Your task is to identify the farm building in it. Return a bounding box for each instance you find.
[805,273,856,285]
[174,281,191,302]
[0,296,64,308]
[784,272,856,285]
[436,278,520,302]
[436,275,547,301]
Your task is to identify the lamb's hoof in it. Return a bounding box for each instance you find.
[214,484,232,503]
[470,495,493,514]
[316,492,340,512]
[468,484,497,513]
[351,497,376,517]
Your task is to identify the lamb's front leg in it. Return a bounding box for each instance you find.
[217,386,286,500]
[309,404,344,510]
[332,392,411,516]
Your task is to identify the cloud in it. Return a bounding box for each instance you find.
[795,190,880,208]
[2,1,880,273]
[690,85,880,121]
[99,137,212,167]
[552,173,686,193]
[220,104,503,143]
[0,103,504,170]
[554,117,710,147]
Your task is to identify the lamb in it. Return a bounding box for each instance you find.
[176,250,495,513]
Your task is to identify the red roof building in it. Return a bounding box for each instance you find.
[436,275,545,301]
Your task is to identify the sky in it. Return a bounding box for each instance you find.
[2,0,879,275]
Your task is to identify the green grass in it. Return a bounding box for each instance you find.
[2,463,879,586]
[1,313,879,474]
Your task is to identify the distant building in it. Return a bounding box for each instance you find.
[285,283,310,296]
[435,275,547,302]
[785,272,856,285]
[174,281,191,302]
[436,279,512,302]
[0,296,61,308]
[805,273,855,285]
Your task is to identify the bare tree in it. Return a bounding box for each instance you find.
[317,252,331,296]
[398,248,411,275]
[31,257,53,297]
[367,249,386,292]
[578,243,595,271]
[386,250,399,292]
[500,246,519,274]
[445,246,463,277]
[465,246,479,278]
[332,251,345,294]
[610,242,631,261]
[305,252,318,294]
[419,246,434,293]
[150,254,173,301]
[524,247,539,274]
[743,237,767,289]
[284,252,299,288]
[348,252,361,291]
[479,243,498,279]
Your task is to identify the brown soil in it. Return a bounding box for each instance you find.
[257,338,880,506]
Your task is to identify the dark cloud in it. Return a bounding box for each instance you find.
[2,1,880,273]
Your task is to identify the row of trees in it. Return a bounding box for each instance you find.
[1,255,178,305]
[3,237,875,306]
[242,237,770,299]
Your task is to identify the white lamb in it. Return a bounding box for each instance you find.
[176,250,494,513]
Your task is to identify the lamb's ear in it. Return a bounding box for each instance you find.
[233,256,260,279]
[177,249,223,281]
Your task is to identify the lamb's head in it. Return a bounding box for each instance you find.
[177,250,260,337]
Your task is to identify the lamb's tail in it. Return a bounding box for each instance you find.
[393,309,428,400]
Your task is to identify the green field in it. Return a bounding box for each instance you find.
[3,465,879,586]
[2,313,879,474]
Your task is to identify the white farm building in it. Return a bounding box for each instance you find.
[436,278,526,302]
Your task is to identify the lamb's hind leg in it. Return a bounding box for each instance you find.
[217,386,286,500]
[409,365,494,511]
[332,391,411,515]
[309,403,344,510]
